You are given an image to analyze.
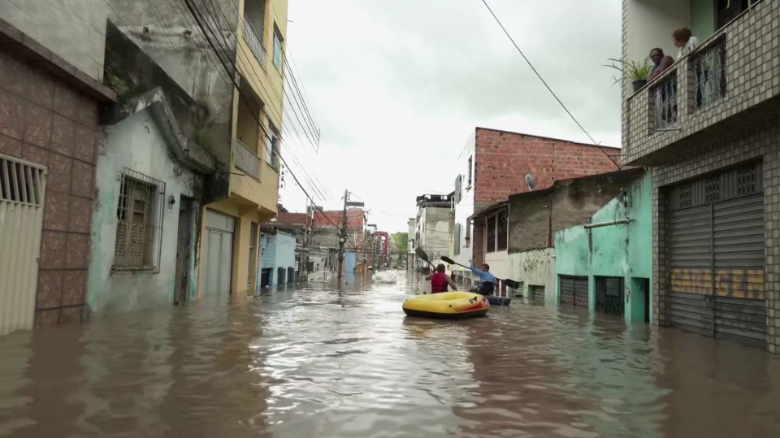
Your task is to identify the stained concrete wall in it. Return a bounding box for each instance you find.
[508,249,556,303]
[554,172,652,322]
[87,108,201,313]
[257,230,295,288]
[420,206,450,259]
[0,0,111,80]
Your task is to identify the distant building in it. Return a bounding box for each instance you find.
[415,193,453,271]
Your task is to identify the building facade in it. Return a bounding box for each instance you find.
[415,193,453,271]
[554,171,652,322]
[257,227,296,288]
[0,5,115,332]
[623,0,780,351]
[453,128,622,283]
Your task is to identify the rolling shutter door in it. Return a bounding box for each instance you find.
[560,276,574,305]
[667,161,766,347]
[560,275,588,307]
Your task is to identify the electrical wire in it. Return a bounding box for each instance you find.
[479,0,621,170]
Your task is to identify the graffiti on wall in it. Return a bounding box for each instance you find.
[670,268,764,300]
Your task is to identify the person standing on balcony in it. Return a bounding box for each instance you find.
[649,48,675,81]
[673,27,700,59]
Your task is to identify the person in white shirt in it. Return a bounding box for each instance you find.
[673,27,699,59]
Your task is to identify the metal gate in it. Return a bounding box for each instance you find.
[667,161,766,347]
[529,285,544,301]
[595,277,625,316]
[560,275,588,307]
[203,210,235,295]
[0,156,47,335]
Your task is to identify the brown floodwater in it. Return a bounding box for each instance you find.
[2,271,780,438]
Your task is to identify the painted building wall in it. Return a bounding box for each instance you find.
[508,249,556,302]
[345,251,356,274]
[453,132,476,272]
[0,0,110,81]
[257,230,295,288]
[87,109,201,313]
[554,172,652,322]
[420,206,450,260]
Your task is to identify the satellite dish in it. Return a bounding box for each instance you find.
[524,173,537,191]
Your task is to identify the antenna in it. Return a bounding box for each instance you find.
[524,173,537,191]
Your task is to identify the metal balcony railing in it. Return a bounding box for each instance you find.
[652,72,678,131]
[242,17,266,68]
[692,38,727,112]
[234,139,260,180]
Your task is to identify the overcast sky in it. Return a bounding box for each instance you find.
[277,0,623,233]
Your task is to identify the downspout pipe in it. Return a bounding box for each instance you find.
[584,219,633,229]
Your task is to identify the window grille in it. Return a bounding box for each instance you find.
[692,38,727,111]
[0,158,45,206]
[113,169,165,272]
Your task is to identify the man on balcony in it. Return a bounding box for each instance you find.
[649,48,674,81]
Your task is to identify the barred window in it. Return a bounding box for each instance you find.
[113,169,165,272]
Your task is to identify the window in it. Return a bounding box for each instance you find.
[272,26,283,71]
[486,216,496,253]
[465,221,471,248]
[454,224,461,255]
[497,210,508,251]
[454,175,462,203]
[467,156,473,188]
[266,122,280,169]
[114,170,165,272]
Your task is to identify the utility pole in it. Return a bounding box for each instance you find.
[338,189,347,280]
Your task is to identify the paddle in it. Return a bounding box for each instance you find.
[415,247,436,269]
[441,256,521,289]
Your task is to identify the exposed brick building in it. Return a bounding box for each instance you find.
[451,128,621,281]
[622,0,780,352]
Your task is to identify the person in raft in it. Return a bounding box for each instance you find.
[468,261,496,296]
[425,264,458,293]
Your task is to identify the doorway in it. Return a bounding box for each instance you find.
[261,268,272,288]
[174,197,194,304]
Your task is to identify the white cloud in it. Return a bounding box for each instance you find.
[279,0,623,232]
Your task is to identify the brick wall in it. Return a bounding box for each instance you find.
[651,118,780,353]
[474,128,621,208]
[0,51,100,327]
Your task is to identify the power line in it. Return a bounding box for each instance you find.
[479,0,621,170]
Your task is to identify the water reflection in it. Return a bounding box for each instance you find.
[1,271,780,437]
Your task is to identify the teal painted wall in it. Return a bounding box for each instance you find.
[691,0,716,41]
[554,172,652,322]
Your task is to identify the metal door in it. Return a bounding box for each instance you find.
[203,210,234,295]
[277,267,285,285]
[174,197,194,304]
[595,277,625,316]
[574,277,589,307]
[0,157,46,335]
[287,267,294,284]
[528,285,544,301]
[560,276,575,305]
[667,161,766,347]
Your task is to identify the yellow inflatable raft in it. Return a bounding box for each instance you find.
[402,291,490,319]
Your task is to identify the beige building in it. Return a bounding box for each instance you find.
[622,0,780,352]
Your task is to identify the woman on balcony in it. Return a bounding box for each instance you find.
[673,27,700,59]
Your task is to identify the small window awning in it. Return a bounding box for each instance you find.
[468,200,509,222]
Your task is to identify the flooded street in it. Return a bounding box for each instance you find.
[2,272,780,438]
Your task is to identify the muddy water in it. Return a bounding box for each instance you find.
[2,272,780,438]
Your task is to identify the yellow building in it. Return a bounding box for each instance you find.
[198,0,288,297]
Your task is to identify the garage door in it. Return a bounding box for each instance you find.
[559,275,588,307]
[667,161,766,347]
[203,209,234,295]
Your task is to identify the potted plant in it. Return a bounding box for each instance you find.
[605,58,652,92]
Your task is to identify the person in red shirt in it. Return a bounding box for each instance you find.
[425,264,458,293]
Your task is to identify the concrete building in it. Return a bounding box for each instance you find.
[451,128,622,284]
[623,0,780,351]
[415,193,453,271]
[106,0,288,299]
[554,171,652,322]
[470,169,646,300]
[87,24,217,313]
[257,226,296,288]
[0,5,116,332]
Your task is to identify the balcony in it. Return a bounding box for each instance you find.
[234,138,261,180]
[242,16,266,68]
[623,0,780,166]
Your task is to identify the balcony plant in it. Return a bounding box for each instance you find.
[605,58,652,92]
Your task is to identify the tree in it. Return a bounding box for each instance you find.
[391,232,408,264]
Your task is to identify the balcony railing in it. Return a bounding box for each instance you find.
[692,38,727,112]
[242,17,266,68]
[234,139,260,180]
[652,72,678,131]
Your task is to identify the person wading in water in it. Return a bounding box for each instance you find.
[425,264,458,293]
